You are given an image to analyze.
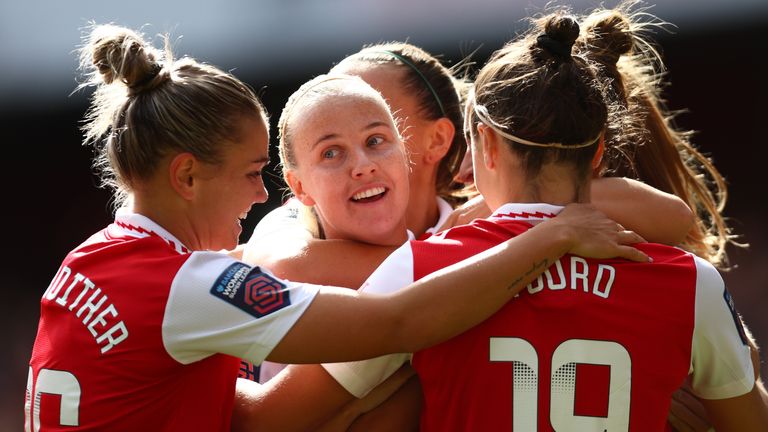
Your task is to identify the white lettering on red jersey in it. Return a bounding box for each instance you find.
[323,203,754,431]
[26,211,319,431]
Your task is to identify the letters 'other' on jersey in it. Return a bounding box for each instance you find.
[26,211,319,431]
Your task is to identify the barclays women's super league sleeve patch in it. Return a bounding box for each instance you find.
[723,288,749,346]
[210,263,291,318]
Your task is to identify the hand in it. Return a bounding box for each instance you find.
[437,195,491,232]
[668,377,715,432]
[550,203,649,262]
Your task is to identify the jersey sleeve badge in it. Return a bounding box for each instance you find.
[723,288,749,346]
[210,263,292,318]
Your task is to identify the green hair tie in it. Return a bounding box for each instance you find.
[374,50,447,117]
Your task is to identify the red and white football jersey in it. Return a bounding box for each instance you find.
[247,196,453,384]
[323,203,754,431]
[26,211,319,431]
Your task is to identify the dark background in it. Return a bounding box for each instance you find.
[2,1,767,429]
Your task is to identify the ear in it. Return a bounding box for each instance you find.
[169,153,198,201]
[477,122,499,171]
[591,134,605,171]
[424,118,455,165]
[285,170,316,206]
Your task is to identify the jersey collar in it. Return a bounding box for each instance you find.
[110,208,191,254]
[489,203,564,225]
[425,196,455,235]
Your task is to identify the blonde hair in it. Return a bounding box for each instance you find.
[575,2,742,268]
[78,23,267,209]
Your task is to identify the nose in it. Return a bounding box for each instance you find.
[253,182,269,204]
[454,147,474,185]
[351,149,377,178]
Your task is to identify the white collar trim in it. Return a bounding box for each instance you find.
[111,208,190,254]
[425,196,455,235]
[489,203,564,225]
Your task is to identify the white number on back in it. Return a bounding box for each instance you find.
[25,367,81,431]
[490,337,631,431]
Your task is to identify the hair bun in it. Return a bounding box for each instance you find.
[537,14,580,60]
[581,10,634,66]
[86,24,163,91]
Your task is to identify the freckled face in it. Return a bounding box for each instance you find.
[194,114,270,251]
[287,90,410,245]
[336,64,431,157]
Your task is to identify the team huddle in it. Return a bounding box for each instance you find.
[25,2,768,431]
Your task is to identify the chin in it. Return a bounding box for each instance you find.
[359,224,406,246]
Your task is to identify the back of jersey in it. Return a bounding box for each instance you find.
[26,225,238,431]
[411,217,704,431]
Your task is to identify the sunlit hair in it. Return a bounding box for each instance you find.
[575,1,741,268]
[468,11,606,200]
[77,23,267,209]
[332,42,470,203]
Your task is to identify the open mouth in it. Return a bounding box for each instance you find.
[351,186,387,203]
[237,210,250,226]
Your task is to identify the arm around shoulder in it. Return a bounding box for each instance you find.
[268,203,647,364]
[591,177,694,245]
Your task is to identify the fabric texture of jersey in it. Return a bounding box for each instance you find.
[26,211,319,431]
[248,196,452,384]
[323,202,754,431]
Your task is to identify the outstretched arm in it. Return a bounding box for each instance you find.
[267,203,647,364]
[437,177,693,247]
[232,204,647,431]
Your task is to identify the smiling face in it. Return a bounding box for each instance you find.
[285,82,410,245]
[193,114,270,251]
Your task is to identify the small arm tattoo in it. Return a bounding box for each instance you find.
[508,258,550,291]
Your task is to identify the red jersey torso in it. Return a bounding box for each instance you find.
[28,223,239,431]
[27,212,319,431]
[411,208,696,431]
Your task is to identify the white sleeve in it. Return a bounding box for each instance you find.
[689,255,755,399]
[246,199,309,247]
[162,252,320,365]
[322,243,415,398]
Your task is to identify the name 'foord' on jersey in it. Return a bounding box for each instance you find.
[525,256,616,299]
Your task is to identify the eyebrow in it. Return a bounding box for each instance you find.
[251,157,271,166]
[311,121,391,150]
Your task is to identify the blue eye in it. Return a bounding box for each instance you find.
[322,148,339,159]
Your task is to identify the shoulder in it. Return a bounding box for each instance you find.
[361,242,416,294]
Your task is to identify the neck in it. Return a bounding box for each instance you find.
[318,215,409,246]
[131,189,200,251]
[489,163,590,210]
[406,170,440,237]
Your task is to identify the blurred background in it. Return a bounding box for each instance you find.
[2,0,767,428]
